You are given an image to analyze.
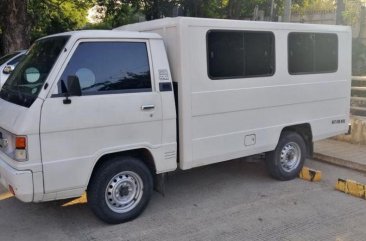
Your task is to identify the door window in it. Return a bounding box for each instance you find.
[57,42,152,95]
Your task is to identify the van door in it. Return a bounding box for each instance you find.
[40,40,162,194]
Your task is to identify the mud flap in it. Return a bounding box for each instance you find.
[154,173,166,196]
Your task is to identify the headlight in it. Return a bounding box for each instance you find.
[0,129,28,162]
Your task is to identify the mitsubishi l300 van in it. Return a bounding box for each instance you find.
[0,17,351,224]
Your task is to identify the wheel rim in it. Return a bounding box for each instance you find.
[280,142,301,172]
[105,171,144,213]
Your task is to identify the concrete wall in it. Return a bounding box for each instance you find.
[333,116,366,145]
[291,8,366,40]
[291,11,336,25]
[359,8,366,45]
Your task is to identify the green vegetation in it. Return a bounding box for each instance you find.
[29,0,92,40]
[0,0,93,54]
[292,0,335,14]
[353,39,366,76]
[1,0,300,54]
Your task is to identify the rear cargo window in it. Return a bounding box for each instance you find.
[288,32,338,74]
[207,30,275,79]
[57,41,151,95]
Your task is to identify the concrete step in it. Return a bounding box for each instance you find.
[352,76,366,87]
[351,106,366,116]
[351,96,366,108]
[314,139,366,172]
[351,77,366,117]
[351,87,366,97]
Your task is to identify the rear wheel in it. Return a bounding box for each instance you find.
[87,156,153,224]
[266,131,306,181]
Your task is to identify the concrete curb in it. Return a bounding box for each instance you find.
[336,178,366,199]
[314,152,366,173]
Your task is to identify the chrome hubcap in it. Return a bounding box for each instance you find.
[280,142,301,172]
[105,171,143,213]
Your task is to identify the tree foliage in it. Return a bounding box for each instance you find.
[292,0,335,14]
[93,0,289,28]
[6,0,358,55]
[0,0,29,54]
[0,0,92,54]
[29,0,92,41]
[343,0,364,26]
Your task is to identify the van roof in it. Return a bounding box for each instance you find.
[38,30,162,41]
[116,17,351,33]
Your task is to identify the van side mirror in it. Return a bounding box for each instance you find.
[63,75,81,105]
[3,65,14,74]
[67,75,82,97]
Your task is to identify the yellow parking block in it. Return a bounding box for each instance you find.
[335,179,366,199]
[299,166,322,181]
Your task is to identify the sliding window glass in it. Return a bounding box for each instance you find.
[207,30,275,79]
[288,32,338,74]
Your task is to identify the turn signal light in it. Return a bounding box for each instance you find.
[14,136,27,161]
[15,136,26,149]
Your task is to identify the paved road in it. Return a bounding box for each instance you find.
[1,158,366,241]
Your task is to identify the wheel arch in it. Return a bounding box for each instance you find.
[280,123,313,157]
[87,148,156,189]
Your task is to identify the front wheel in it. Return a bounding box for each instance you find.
[266,131,306,181]
[87,156,153,224]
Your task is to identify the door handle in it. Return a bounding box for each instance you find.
[141,105,155,111]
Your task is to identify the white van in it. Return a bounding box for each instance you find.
[0,17,351,223]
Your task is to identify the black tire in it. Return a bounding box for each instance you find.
[87,156,153,224]
[266,131,306,181]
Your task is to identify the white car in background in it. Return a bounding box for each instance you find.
[0,50,26,87]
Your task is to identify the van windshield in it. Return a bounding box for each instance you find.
[0,36,69,108]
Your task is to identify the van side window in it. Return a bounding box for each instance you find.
[58,42,151,95]
[288,33,338,74]
[207,30,275,79]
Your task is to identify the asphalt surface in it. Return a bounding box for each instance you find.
[1,158,366,241]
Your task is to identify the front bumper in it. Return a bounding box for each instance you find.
[0,157,33,202]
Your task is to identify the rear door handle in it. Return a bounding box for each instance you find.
[141,105,155,111]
